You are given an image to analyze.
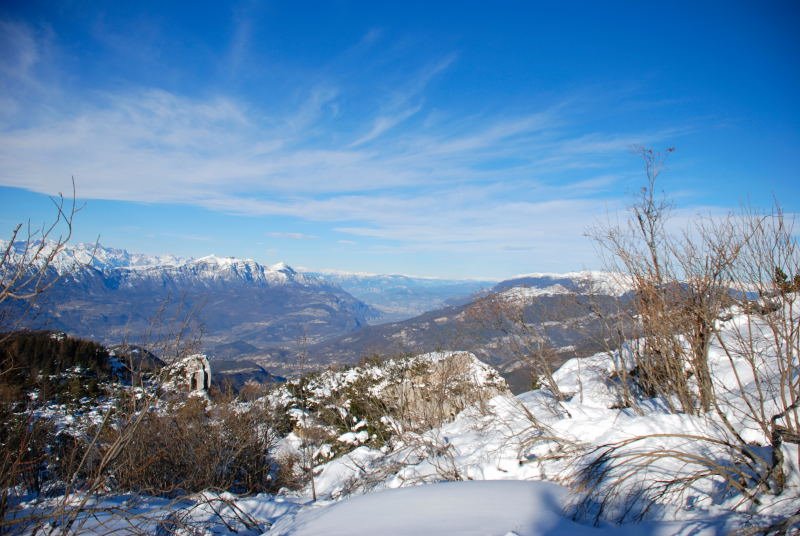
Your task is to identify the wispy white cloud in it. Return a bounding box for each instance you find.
[0,21,40,85]
[0,20,60,102]
[267,231,317,240]
[1,80,657,202]
[226,6,253,78]
[349,55,455,147]
[349,103,422,147]
[0,20,692,265]
[286,86,340,132]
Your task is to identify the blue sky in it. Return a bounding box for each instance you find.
[1,1,798,279]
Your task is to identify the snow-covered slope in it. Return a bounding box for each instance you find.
[269,303,798,533]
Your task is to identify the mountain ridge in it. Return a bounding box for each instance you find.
[3,241,634,385]
[0,241,379,358]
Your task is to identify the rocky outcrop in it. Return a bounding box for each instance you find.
[164,354,212,394]
[380,352,508,429]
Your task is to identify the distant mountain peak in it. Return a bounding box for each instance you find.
[270,261,296,274]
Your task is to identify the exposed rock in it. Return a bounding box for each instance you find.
[164,354,211,393]
[380,352,508,429]
[278,351,509,437]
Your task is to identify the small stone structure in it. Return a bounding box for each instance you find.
[185,354,211,392]
[165,354,212,393]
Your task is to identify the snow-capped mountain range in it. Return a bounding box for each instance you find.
[1,242,378,363]
[2,241,633,380]
[2,240,319,287]
[2,240,494,301]
[2,240,187,272]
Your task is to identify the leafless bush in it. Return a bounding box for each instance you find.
[0,180,81,338]
[155,491,271,535]
[584,296,640,410]
[103,397,280,496]
[0,318,248,532]
[238,379,270,402]
[0,182,85,530]
[714,205,800,490]
[401,429,464,482]
[274,452,305,492]
[589,147,741,414]
[580,148,799,523]
[572,428,771,524]
[0,412,54,518]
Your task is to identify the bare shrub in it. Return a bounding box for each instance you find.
[0,412,54,515]
[274,452,305,492]
[0,181,81,338]
[588,147,739,414]
[580,148,799,523]
[0,183,85,529]
[572,428,771,524]
[238,379,270,402]
[104,397,280,496]
[714,206,800,490]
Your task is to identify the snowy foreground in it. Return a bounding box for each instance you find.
[268,480,730,536]
[12,308,800,534]
[15,481,726,535]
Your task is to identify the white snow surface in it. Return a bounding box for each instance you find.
[269,480,725,536]
[270,481,605,536]
[266,306,798,534]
